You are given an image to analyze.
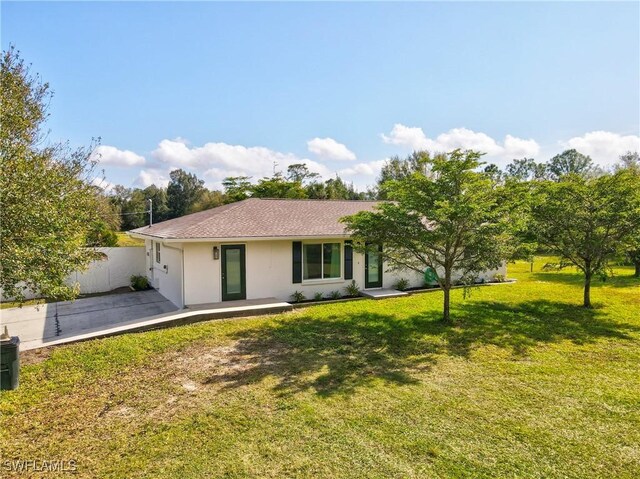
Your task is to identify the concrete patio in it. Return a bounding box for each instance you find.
[1,292,292,351]
[0,290,178,350]
[360,288,408,299]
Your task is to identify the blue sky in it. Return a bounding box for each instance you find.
[2,1,639,190]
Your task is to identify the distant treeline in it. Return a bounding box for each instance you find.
[99,149,638,234]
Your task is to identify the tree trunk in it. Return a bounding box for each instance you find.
[443,286,451,322]
[442,267,452,322]
[583,273,592,308]
[635,260,640,278]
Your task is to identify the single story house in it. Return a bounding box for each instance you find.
[128,198,506,308]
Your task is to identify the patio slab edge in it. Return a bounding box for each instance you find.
[20,302,292,351]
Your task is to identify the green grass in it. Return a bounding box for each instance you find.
[116,232,144,247]
[1,259,639,478]
[0,298,50,309]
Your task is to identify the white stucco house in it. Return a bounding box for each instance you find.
[128,198,506,308]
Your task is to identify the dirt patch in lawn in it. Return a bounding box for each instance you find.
[164,340,289,393]
[93,339,275,423]
[20,347,52,366]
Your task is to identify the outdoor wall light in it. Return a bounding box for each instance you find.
[213,246,220,260]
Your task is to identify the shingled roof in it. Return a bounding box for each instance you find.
[129,198,380,240]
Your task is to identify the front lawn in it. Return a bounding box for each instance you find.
[1,260,639,478]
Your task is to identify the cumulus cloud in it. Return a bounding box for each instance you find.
[503,135,540,159]
[150,139,332,188]
[381,124,432,150]
[381,124,540,160]
[564,131,640,166]
[339,159,387,177]
[91,176,116,193]
[135,169,170,188]
[307,137,357,161]
[91,145,146,167]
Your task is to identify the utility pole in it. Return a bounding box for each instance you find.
[148,199,153,227]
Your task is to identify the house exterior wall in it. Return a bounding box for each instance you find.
[175,239,507,306]
[183,242,219,305]
[146,240,184,308]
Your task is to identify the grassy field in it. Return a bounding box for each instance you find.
[1,259,638,478]
[116,232,144,247]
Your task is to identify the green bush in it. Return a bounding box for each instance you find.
[130,275,150,291]
[313,292,324,301]
[394,278,409,291]
[492,273,506,283]
[290,291,306,303]
[329,290,341,300]
[343,280,360,297]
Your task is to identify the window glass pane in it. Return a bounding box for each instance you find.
[225,248,242,294]
[323,243,341,278]
[367,249,380,283]
[303,244,322,280]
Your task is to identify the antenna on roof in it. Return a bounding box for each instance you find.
[148,199,153,227]
[273,161,278,175]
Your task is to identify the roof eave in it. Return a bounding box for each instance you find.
[127,232,352,243]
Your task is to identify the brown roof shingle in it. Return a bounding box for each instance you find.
[129,198,379,240]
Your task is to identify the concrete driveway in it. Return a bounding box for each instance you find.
[0,290,178,350]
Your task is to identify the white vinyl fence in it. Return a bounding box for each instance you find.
[67,247,146,294]
[1,247,146,301]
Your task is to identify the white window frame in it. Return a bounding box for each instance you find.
[155,242,161,264]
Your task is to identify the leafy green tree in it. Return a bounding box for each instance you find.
[615,151,639,174]
[286,163,319,184]
[483,163,503,184]
[324,176,366,200]
[531,171,640,307]
[627,235,640,278]
[343,150,510,322]
[504,158,548,181]
[615,152,640,276]
[251,172,307,198]
[85,220,118,247]
[222,176,253,203]
[189,188,225,213]
[143,184,169,223]
[1,46,102,302]
[167,168,205,218]
[110,186,148,230]
[547,149,594,180]
[376,151,432,199]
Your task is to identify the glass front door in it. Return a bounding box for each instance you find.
[365,244,383,288]
[222,245,246,301]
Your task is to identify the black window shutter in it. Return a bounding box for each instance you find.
[292,241,302,283]
[344,241,353,280]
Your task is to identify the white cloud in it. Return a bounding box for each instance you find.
[381,124,540,161]
[564,131,640,166]
[381,124,432,150]
[307,137,356,161]
[339,159,387,177]
[503,134,540,159]
[91,145,146,167]
[91,176,116,193]
[150,139,332,189]
[135,169,170,188]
